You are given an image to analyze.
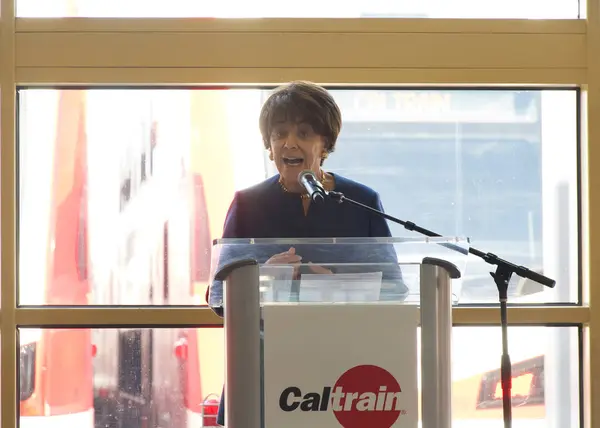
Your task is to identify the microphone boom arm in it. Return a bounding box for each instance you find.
[327,190,555,288]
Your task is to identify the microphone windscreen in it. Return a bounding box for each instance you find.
[297,169,315,184]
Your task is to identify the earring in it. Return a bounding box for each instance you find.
[322,152,329,159]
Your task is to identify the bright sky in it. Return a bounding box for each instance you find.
[17,0,581,18]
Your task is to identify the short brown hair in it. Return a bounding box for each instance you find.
[259,81,342,155]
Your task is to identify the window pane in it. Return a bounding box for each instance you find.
[16,326,580,427]
[17,88,579,306]
[16,0,581,18]
[17,327,224,427]
[449,326,580,427]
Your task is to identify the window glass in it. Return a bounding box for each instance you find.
[449,326,580,428]
[16,0,581,18]
[17,88,579,307]
[17,327,225,427]
[16,326,580,427]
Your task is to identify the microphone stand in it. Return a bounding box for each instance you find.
[323,188,556,428]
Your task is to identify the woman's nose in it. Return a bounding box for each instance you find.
[283,134,299,149]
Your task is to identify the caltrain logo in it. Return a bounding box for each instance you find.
[278,364,408,428]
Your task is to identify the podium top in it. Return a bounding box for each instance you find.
[212,235,468,251]
[208,237,470,311]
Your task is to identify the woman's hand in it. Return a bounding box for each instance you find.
[265,248,333,276]
[265,247,302,265]
[307,262,333,275]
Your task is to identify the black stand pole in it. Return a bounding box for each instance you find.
[491,265,513,428]
[324,189,555,428]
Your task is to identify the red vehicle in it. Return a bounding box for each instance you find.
[19,90,95,426]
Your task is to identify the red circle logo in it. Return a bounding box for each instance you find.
[332,364,403,428]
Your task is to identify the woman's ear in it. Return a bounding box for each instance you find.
[268,149,274,161]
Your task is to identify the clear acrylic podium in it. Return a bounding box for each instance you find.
[209,237,469,428]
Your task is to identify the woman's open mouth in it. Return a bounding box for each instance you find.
[282,156,304,166]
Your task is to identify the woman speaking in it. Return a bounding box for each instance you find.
[208,81,408,426]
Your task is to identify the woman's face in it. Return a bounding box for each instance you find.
[269,120,326,189]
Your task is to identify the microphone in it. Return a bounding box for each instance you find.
[298,170,326,203]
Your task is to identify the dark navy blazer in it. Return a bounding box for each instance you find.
[208,173,408,426]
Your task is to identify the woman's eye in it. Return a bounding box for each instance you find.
[298,130,311,138]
